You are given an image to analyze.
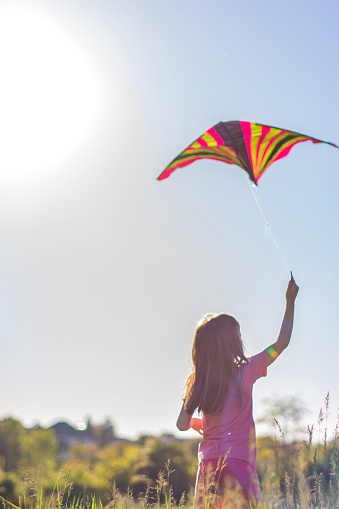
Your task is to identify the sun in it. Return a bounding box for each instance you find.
[0,3,108,178]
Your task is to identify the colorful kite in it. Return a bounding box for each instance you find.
[157,121,338,185]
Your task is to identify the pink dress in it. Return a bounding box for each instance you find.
[196,353,267,503]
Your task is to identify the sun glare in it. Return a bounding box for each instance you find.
[75,422,87,431]
[0,4,108,179]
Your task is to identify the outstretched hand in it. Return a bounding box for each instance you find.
[286,276,299,303]
[190,418,203,436]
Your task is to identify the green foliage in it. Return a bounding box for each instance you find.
[64,441,141,500]
[85,419,116,447]
[0,471,21,502]
[2,394,339,507]
[19,428,60,484]
[132,438,197,501]
[95,442,140,492]
[0,418,26,472]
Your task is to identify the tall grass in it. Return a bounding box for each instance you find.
[1,395,339,508]
[0,462,180,509]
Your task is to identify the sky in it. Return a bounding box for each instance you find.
[0,0,338,440]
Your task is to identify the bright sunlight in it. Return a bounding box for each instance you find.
[0,3,108,180]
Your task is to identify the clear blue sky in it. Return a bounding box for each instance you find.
[0,0,338,439]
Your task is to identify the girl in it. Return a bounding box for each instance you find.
[177,277,299,506]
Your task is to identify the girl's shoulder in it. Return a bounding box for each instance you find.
[240,352,267,384]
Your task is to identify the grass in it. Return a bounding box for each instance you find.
[2,395,339,508]
[0,463,179,509]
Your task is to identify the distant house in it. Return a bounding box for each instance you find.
[49,421,130,459]
[50,422,97,454]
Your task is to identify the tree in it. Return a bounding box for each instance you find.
[132,438,197,501]
[0,418,25,471]
[85,417,116,446]
[258,396,308,441]
[65,441,140,499]
[95,442,140,493]
[19,428,59,483]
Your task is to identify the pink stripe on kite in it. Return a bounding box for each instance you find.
[157,147,242,180]
[157,168,176,180]
[195,137,208,147]
[265,139,306,168]
[173,156,202,168]
[207,126,225,146]
[240,121,254,170]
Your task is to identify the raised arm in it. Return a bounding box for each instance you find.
[263,277,299,367]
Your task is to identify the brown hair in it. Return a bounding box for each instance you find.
[184,313,248,415]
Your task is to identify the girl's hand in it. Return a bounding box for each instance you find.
[190,418,203,436]
[286,276,299,303]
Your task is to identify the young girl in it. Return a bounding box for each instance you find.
[177,277,299,505]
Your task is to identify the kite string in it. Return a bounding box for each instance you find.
[244,173,290,276]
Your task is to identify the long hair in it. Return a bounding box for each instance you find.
[184,313,248,415]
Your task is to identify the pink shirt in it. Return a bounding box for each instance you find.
[198,353,267,467]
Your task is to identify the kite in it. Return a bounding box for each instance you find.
[157,121,338,185]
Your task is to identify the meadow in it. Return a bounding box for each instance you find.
[1,395,339,508]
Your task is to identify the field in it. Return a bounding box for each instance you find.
[1,396,339,508]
